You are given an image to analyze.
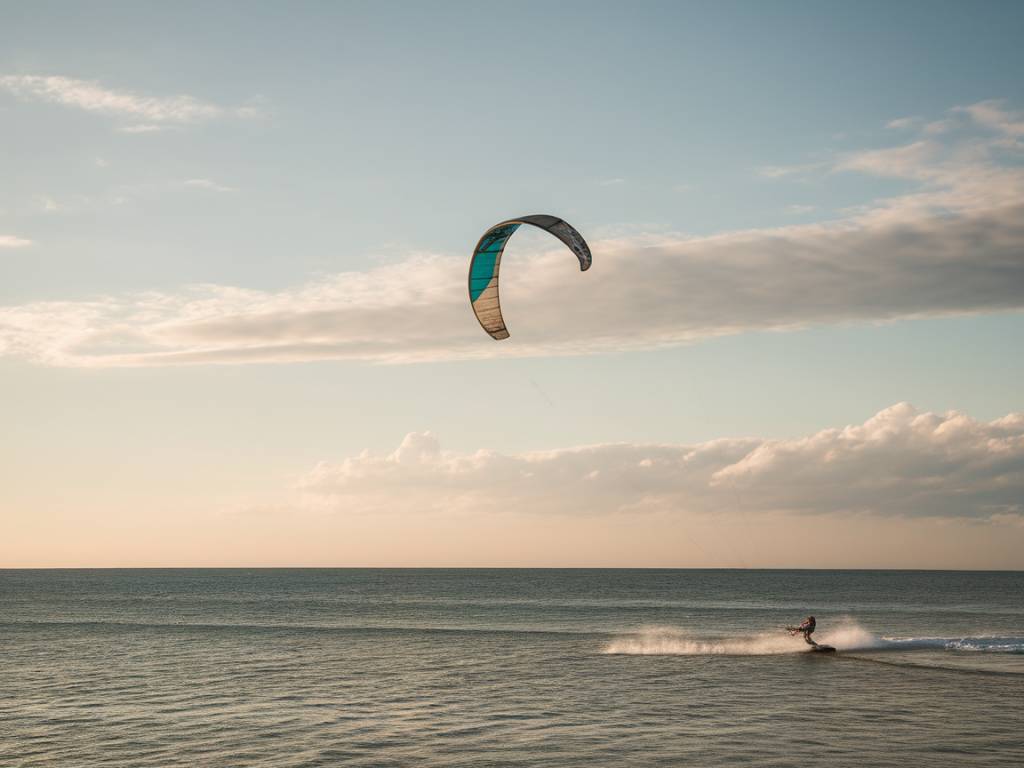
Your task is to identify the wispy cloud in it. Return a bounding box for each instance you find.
[923,119,952,135]
[954,99,1024,139]
[184,178,236,193]
[886,116,919,130]
[0,74,259,129]
[300,404,1024,521]
[757,167,791,178]
[785,204,815,215]
[889,102,1024,141]
[834,139,940,179]
[1,100,1023,368]
[0,235,33,248]
[757,163,811,178]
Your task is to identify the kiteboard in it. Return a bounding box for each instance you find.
[809,644,836,653]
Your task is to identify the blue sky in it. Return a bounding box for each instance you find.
[2,1,1023,566]
[5,0,1023,296]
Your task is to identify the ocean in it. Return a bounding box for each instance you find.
[2,569,1022,767]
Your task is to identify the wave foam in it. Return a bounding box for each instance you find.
[876,636,1024,653]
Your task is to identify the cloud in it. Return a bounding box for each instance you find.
[184,178,236,193]
[886,117,919,130]
[785,204,815,215]
[710,403,1024,517]
[0,235,33,248]
[756,162,824,178]
[1,100,1024,368]
[834,140,938,179]
[0,74,258,128]
[5,404,1022,568]
[954,100,1024,139]
[923,119,952,135]
[889,102,1024,142]
[3,204,1022,367]
[299,404,1024,521]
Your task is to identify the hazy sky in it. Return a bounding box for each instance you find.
[3,1,1023,567]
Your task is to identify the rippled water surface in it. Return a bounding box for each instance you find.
[2,569,1022,766]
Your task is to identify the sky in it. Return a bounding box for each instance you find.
[2,0,1023,568]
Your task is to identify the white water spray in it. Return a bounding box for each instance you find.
[603,620,1024,656]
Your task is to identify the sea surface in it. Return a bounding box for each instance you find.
[2,569,1022,767]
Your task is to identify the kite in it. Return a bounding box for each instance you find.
[468,214,591,340]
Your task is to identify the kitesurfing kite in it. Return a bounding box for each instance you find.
[468,214,591,340]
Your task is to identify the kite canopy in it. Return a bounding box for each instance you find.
[468,214,592,340]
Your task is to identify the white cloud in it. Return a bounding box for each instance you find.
[0,74,259,128]
[954,100,1024,139]
[598,178,626,186]
[785,204,815,215]
[834,140,938,179]
[710,403,1024,517]
[184,178,236,193]
[886,116,919,130]
[888,102,1024,142]
[923,119,952,135]
[0,235,33,248]
[756,163,823,178]
[2,202,1022,368]
[299,404,1024,521]
[1,100,1023,368]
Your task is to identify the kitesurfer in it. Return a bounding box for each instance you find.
[790,615,817,646]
